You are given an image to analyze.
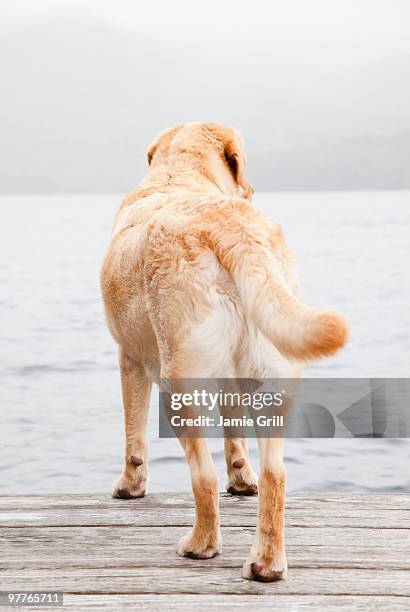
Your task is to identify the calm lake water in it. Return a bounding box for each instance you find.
[1,192,409,494]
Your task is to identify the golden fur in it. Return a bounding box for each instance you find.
[101,122,348,581]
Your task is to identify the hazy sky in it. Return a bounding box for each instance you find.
[4,0,410,57]
[1,1,410,192]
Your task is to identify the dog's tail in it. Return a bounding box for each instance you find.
[205,206,348,362]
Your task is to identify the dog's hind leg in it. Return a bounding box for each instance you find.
[176,436,221,559]
[112,349,151,499]
[159,371,221,559]
[242,437,287,581]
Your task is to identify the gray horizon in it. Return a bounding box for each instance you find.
[1,1,410,193]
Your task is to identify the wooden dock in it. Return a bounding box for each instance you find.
[0,492,409,610]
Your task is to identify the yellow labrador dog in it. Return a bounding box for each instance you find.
[101,122,348,582]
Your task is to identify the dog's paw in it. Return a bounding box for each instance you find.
[227,460,258,495]
[111,473,147,499]
[176,529,222,559]
[242,552,287,582]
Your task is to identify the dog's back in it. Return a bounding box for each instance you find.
[102,187,347,380]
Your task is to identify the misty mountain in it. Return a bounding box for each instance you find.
[1,18,409,192]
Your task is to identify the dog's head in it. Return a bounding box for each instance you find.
[146,122,253,200]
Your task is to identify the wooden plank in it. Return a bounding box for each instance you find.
[0,492,409,511]
[1,567,410,596]
[1,524,408,548]
[0,492,409,529]
[0,506,408,528]
[29,594,410,611]
[1,545,410,571]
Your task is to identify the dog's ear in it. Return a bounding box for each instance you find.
[224,131,253,200]
[147,142,157,166]
[147,135,163,165]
